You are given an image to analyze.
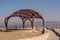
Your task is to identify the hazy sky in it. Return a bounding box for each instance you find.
[0,0,60,23]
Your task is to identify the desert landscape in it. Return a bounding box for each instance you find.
[0,27,60,40]
[0,0,60,40]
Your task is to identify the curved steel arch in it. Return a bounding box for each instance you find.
[4,9,45,32]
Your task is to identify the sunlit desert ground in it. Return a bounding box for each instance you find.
[0,28,60,40]
[0,29,41,40]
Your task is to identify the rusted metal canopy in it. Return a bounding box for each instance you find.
[4,9,44,32]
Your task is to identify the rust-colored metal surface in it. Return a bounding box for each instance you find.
[4,9,44,31]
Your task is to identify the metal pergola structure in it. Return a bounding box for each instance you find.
[4,9,44,32]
